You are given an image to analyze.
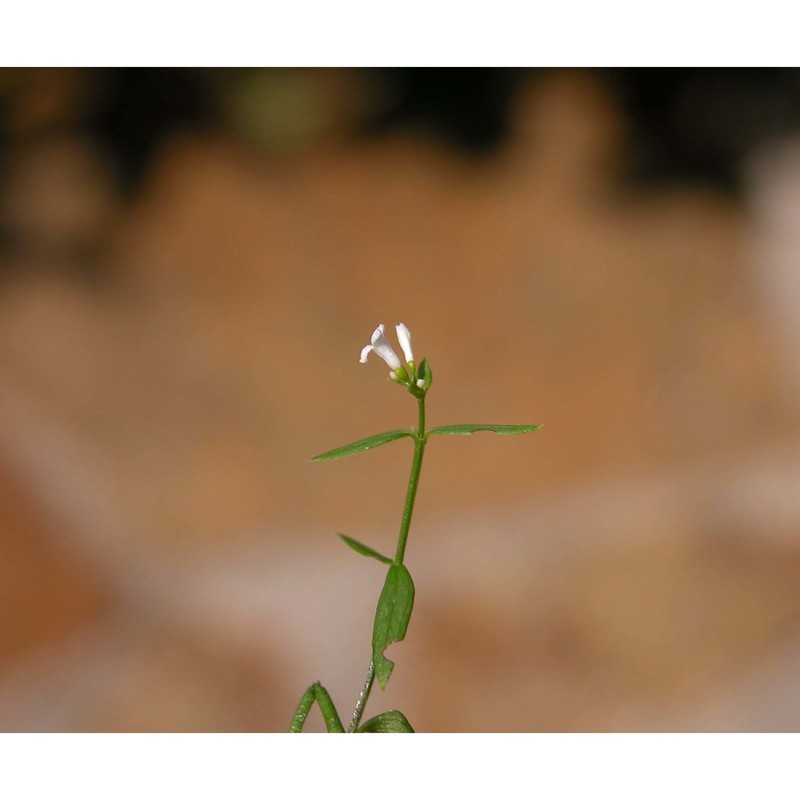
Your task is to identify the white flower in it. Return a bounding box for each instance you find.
[395,323,414,366]
[359,323,430,393]
[359,324,402,371]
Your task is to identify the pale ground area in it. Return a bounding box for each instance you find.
[2,73,800,731]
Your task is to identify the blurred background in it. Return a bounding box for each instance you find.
[2,67,800,731]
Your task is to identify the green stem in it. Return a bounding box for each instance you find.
[348,660,375,732]
[394,396,427,566]
[349,394,428,729]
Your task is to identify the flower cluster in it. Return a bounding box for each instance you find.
[359,324,431,395]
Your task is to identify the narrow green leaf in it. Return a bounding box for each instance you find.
[358,710,415,733]
[311,429,413,462]
[427,423,543,437]
[337,533,392,565]
[312,682,345,733]
[289,682,344,733]
[372,564,415,690]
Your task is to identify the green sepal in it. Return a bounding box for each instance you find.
[392,366,410,384]
[358,710,415,733]
[311,429,413,461]
[427,423,542,436]
[337,533,392,565]
[416,358,433,391]
[372,564,415,690]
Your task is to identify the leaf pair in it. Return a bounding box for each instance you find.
[312,423,541,462]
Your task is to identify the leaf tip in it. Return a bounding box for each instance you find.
[374,656,394,690]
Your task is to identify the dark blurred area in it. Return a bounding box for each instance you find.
[3,68,800,272]
[2,68,800,731]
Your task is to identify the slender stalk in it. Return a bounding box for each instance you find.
[394,396,427,566]
[348,660,375,732]
[349,394,428,729]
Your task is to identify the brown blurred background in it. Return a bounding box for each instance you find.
[2,67,800,731]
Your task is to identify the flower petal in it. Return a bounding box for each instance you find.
[371,324,386,345]
[395,323,414,365]
[359,324,403,370]
[366,324,402,370]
